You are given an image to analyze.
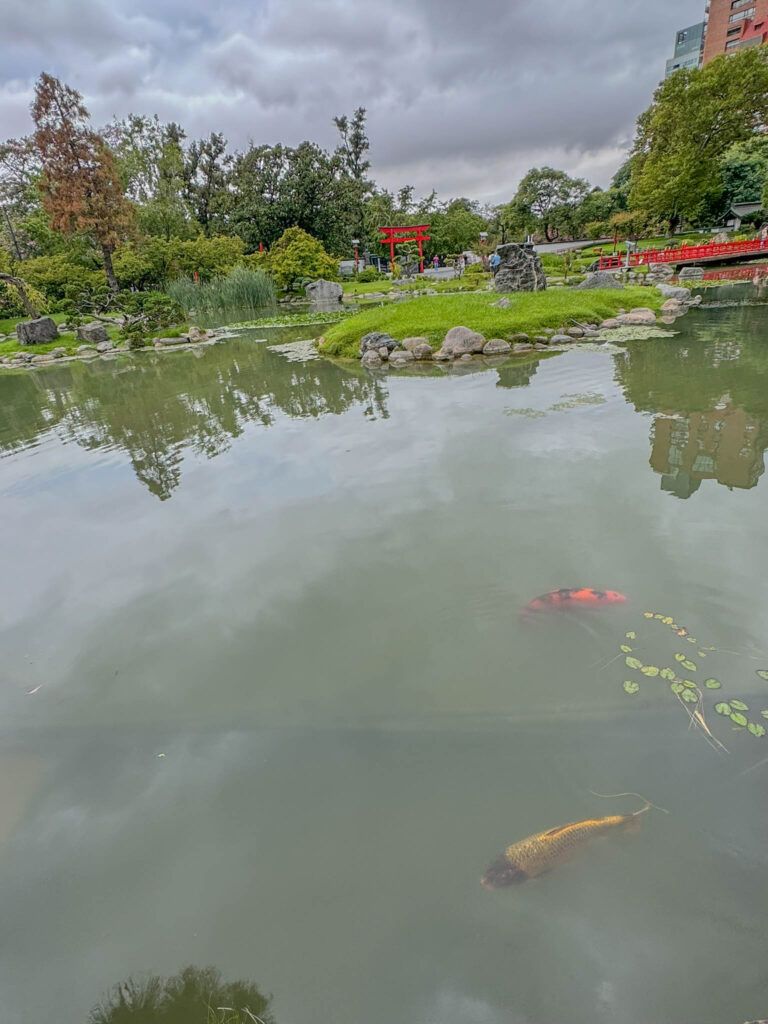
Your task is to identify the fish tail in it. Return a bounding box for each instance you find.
[588,790,670,817]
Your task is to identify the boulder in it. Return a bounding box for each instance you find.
[483,338,511,356]
[389,349,415,366]
[647,264,675,283]
[154,336,187,347]
[96,340,115,352]
[551,334,573,344]
[679,266,704,281]
[17,317,59,346]
[305,279,343,303]
[412,343,433,360]
[433,349,452,361]
[494,243,547,293]
[76,321,109,344]
[512,343,534,353]
[492,296,512,308]
[600,319,620,329]
[567,326,585,338]
[361,350,382,368]
[709,232,730,245]
[442,325,486,356]
[510,332,530,343]
[401,336,431,353]
[616,308,657,325]
[187,325,209,343]
[50,347,67,359]
[657,284,691,303]
[360,332,397,355]
[661,299,686,313]
[378,347,390,360]
[575,271,624,290]
[459,353,473,362]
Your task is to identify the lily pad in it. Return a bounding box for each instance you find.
[748,722,766,738]
[730,699,749,711]
[730,712,748,728]
[623,680,640,695]
[625,656,643,670]
[625,631,636,640]
[681,689,698,704]
[620,645,633,653]
[681,660,697,672]
[660,668,676,681]
[762,711,768,720]
[682,680,697,688]
[662,617,674,625]
[715,702,732,716]
[643,612,654,619]
[641,665,660,677]
[674,653,686,663]
[757,670,768,681]
[704,678,722,689]
[670,682,685,695]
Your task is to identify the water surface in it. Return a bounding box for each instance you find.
[1,306,768,1023]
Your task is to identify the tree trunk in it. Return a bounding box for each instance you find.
[0,272,40,318]
[101,243,119,293]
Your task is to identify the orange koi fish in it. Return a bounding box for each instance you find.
[522,588,627,615]
[481,794,659,889]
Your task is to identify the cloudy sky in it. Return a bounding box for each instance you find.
[2,0,703,204]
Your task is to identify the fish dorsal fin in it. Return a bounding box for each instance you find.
[541,821,580,838]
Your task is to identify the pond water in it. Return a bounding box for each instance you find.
[2,302,768,1023]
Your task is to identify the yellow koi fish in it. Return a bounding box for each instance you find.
[481,793,662,888]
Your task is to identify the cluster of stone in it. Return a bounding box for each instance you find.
[359,326,554,369]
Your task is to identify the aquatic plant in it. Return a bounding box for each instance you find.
[167,267,276,314]
[229,310,355,328]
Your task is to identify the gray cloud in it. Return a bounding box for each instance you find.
[1,0,703,202]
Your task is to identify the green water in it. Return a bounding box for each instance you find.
[1,306,768,1023]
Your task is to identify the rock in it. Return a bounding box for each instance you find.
[361,349,383,368]
[389,291,411,302]
[709,231,730,245]
[433,349,452,361]
[96,340,115,353]
[412,343,433,360]
[600,318,620,329]
[494,243,547,293]
[483,338,511,355]
[50,347,66,359]
[510,332,530,343]
[401,336,431,353]
[75,322,109,344]
[30,354,52,364]
[575,271,624,290]
[389,349,415,366]
[533,336,548,345]
[535,343,550,351]
[657,283,691,303]
[16,317,59,345]
[512,343,534,353]
[154,336,187,346]
[459,353,473,361]
[378,347,390,360]
[661,299,685,313]
[567,326,585,338]
[57,324,70,334]
[550,334,573,344]
[360,332,397,355]
[492,296,512,308]
[616,308,657,325]
[679,266,704,281]
[187,325,210,343]
[305,279,343,303]
[442,326,486,356]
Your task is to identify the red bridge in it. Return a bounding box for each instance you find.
[597,237,768,271]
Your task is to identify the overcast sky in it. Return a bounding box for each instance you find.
[2,0,704,204]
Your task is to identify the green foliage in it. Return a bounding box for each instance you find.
[167,266,276,314]
[320,286,661,358]
[508,167,590,241]
[718,137,768,209]
[355,267,381,282]
[266,227,339,290]
[14,252,103,302]
[230,309,354,328]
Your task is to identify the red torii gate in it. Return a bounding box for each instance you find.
[379,225,431,274]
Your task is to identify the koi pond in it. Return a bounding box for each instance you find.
[1,293,768,1023]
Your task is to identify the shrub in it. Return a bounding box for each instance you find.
[463,262,486,276]
[16,253,103,303]
[356,267,380,282]
[266,227,339,290]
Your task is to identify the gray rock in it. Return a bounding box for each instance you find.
[401,336,431,353]
[647,264,674,282]
[30,354,52,364]
[679,266,704,281]
[50,347,67,359]
[412,343,433,360]
[567,326,585,338]
[483,338,511,355]
[510,332,530,343]
[361,349,383,368]
[96,340,115,352]
[305,279,343,303]
[17,317,59,345]
[494,243,547,293]
[389,349,415,365]
[433,349,452,361]
[600,318,620,329]
[459,353,473,361]
[492,296,512,308]
[616,308,657,325]
[443,325,486,356]
[657,284,691,303]
[360,332,397,355]
[661,298,686,313]
[575,271,624,290]
[535,343,550,351]
[533,336,548,345]
[187,325,209,343]
[550,334,573,344]
[76,321,109,344]
[378,347,390,360]
[513,343,534,353]
[154,336,188,347]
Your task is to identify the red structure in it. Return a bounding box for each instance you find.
[598,237,768,271]
[379,225,431,274]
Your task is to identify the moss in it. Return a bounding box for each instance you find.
[320,287,663,358]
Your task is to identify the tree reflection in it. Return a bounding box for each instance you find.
[88,964,273,1024]
[614,320,768,497]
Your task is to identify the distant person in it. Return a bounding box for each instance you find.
[433,254,439,270]
[457,255,465,277]
[491,251,501,276]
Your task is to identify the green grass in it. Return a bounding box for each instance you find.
[320,288,663,358]
[0,316,123,359]
[342,274,490,296]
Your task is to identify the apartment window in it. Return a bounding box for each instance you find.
[726,37,744,48]
[728,25,742,35]
[730,7,755,21]
[732,0,754,8]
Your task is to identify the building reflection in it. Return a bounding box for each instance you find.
[650,405,768,498]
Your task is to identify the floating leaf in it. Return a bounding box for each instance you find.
[681,660,697,672]
[625,631,636,640]
[643,612,654,619]
[715,702,732,716]
[625,656,643,670]
[676,628,689,637]
[731,712,748,727]
[748,722,766,738]
[681,689,698,704]
[670,682,685,695]
[660,668,676,681]
[687,637,698,644]
[762,711,768,720]
[702,646,716,652]
[620,645,633,653]
[730,699,749,712]
[642,665,660,677]
[674,653,686,663]
[662,617,674,625]
[683,680,697,688]
[698,652,707,658]
[704,678,722,689]
[623,680,640,695]
[757,670,768,681]
[654,614,664,620]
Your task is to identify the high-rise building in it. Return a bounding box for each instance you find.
[665,21,706,76]
[702,0,768,63]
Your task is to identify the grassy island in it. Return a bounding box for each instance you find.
[320,287,663,358]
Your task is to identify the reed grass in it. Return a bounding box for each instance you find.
[167,267,276,314]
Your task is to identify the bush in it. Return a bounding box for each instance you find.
[356,267,380,282]
[266,227,339,291]
[463,262,486,276]
[15,253,103,303]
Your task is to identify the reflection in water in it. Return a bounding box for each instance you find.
[615,311,768,498]
[89,964,273,1024]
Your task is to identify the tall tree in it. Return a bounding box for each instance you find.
[31,73,134,291]
[511,167,589,240]
[630,48,768,232]
[334,107,372,243]
[183,132,230,236]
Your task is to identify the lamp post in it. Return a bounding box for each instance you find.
[352,239,360,275]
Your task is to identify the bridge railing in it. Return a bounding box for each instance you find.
[597,237,768,271]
